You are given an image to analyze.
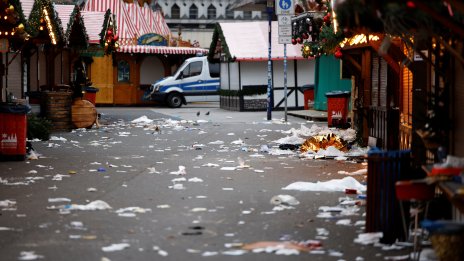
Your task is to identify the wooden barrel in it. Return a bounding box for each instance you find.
[72,99,97,129]
[43,91,73,131]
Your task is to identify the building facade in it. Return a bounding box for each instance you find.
[154,0,268,48]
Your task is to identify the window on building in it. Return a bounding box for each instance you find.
[243,10,252,20]
[171,4,180,19]
[225,5,234,19]
[261,11,269,20]
[207,4,216,19]
[189,4,198,19]
[117,60,130,82]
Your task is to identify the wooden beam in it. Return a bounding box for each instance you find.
[370,41,400,75]
[342,53,362,73]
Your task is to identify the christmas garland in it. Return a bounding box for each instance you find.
[99,10,119,55]
[208,23,234,63]
[335,0,464,45]
[66,5,89,49]
[26,0,64,43]
[10,0,26,27]
[294,3,345,59]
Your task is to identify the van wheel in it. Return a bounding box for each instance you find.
[167,93,183,108]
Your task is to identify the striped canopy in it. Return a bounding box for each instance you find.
[82,0,171,46]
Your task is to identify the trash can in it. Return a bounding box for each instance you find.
[366,149,413,244]
[301,84,314,110]
[0,103,29,161]
[325,91,350,128]
[83,86,99,105]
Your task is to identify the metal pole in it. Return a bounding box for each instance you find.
[266,2,273,121]
[284,43,288,122]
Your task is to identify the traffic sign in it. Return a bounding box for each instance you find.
[279,36,291,44]
[275,0,294,15]
[278,25,292,36]
[278,15,292,26]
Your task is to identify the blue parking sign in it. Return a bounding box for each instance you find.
[275,0,294,15]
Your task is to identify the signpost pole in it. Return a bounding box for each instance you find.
[276,0,294,122]
[284,43,288,122]
[266,0,274,121]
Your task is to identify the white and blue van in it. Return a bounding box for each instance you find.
[144,56,220,108]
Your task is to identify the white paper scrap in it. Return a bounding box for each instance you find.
[18,251,44,260]
[354,232,383,245]
[102,243,130,252]
[282,177,366,192]
[48,198,71,203]
[220,167,236,171]
[66,200,112,211]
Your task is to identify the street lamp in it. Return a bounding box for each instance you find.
[266,0,274,121]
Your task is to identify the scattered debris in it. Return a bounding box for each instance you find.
[170,166,186,175]
[18,251,44,260]
[282,177,366,192]
[270,195,300,206]
[102,243,130,252]
[49,200,111,211]
[242,241,320,255]
[353,232,383,245]
[116,207,151,217]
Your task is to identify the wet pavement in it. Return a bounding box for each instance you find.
[0,103,421,260]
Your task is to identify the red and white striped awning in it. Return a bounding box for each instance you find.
[54,4,74,30]
[83,0,171,45]
[81,11,106,44]
[20,0,34,18]
[118,45,208,55]
[82,0,138,45]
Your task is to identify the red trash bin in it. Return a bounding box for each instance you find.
[301,85,314,110]
[0,104,29,161]
[325,91,350,128]
[83,86,99,105]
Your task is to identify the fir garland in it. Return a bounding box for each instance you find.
[99,10,119,55]
[298,3,344,58]
[66,5,89,49]
[208,23,234,63]
[11,0,27,27]
[26,0,64,44]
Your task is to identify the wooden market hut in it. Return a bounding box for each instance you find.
[338,34,411,151]
[208,21,316,111]
[335,0,464,230]
[20,0,91,131]
[82,0,208,106]
[0,0,27,102]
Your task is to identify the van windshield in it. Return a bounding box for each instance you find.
[173,60,189,77]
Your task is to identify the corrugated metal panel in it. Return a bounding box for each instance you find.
[371,53,379,107]
[5,54,23,98]
[380,59,388,107]
[402,44,413,125]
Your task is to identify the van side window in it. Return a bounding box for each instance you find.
[209,63,220,78]
[181,61,202,78]
[190,61,202,77]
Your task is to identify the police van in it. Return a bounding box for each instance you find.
[144,56,220,108]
